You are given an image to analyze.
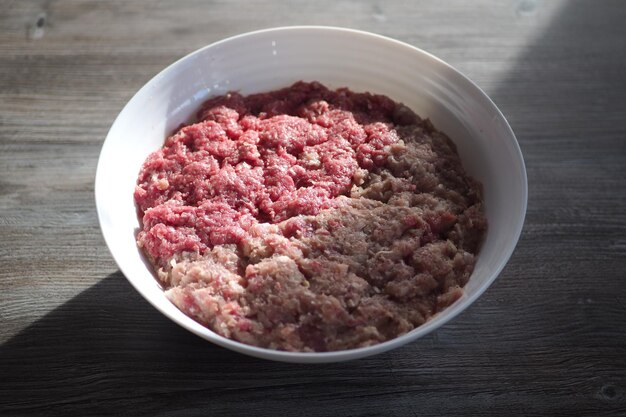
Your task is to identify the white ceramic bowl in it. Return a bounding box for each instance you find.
[95,26,527,363]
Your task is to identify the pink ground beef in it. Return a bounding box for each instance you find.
[135,81,487,352]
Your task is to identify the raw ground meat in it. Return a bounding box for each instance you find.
[134,81,487,352]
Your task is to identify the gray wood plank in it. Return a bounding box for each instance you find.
[1,0,625,415]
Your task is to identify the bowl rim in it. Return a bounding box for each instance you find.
[95,25,527,363]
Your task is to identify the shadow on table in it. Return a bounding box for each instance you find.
[0,272,421,415]
[0,272,270,412]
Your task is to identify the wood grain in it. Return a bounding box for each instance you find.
[1,0,625,415]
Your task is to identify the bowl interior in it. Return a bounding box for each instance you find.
[96,27,526,363]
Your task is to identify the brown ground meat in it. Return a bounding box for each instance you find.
[135,81,487,352]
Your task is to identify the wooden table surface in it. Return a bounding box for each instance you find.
[1,1,625,415]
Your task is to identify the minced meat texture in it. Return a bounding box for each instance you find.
[134,81,486,352]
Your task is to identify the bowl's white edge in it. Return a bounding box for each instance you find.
[95,25,528,363]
